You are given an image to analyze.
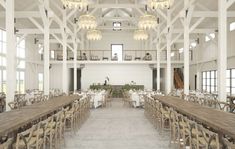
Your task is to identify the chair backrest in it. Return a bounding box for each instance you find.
[223,138,235,149]
[0,138,13,149]
[16,124,38,148]
[216,101,230,112]
[197,125,220,149]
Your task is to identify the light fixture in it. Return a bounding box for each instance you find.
[78,14,97,30]
[138,14,158,30]
[87,30,102,40]
[113,22,121,31]
[61,0,88,10]
[147,0,174,9]
[133,30,148,40]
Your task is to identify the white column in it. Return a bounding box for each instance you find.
[43,1,50,95]
[62,8,68,94]
[184,0,190,95]
[166,10,172,94]
[218,0,227,101]
[73,32,78,92]
[157,29,161,91]
[6,0,16,111]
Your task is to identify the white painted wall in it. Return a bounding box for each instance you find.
[25,35,43,90]
[189,30,235,90]
[89,32,142,50]
[81,64,153,90]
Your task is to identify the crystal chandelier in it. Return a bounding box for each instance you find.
[78,14,97,30]
[133,30,148,40]
[147,0,174,9]
[138,14,158,30]
[61,0,88,10]
[87,30,102,40]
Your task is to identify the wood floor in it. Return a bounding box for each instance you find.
[64,98,171,149]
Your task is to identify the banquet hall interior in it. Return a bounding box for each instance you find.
[0,0,235,148]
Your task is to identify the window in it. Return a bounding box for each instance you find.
[50,50,55,59]
[0,29,26,93]
[113,22,121,31]
[38,44,43,54]
[205,33,215,42]
[202,70,217,93]
[190,42,197,49]
[178,48,184,53]
[111,44,123,61]
[0,29,6,54]
[226,69,235,95]
[38,73,43,91]
[17,37,26,58]
[202,69,235,95]
[230,22,235,31]
[16,71,25,93]
[0,70,6,93]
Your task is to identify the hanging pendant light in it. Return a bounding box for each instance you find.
[87,30,102,40]
[147,0,174,10]
[138,14,158,30]
[61,0,88,10]
[133,30,148,40]
[78,6,97,30]
[138,5,158,30]
[78,14,97,29]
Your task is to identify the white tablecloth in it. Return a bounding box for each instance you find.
[88,90,106,108]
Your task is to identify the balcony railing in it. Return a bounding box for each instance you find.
[51,49,193,62]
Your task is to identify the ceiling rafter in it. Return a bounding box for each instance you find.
[0,0,5,8]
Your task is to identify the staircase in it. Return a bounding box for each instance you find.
[174,69,184,89]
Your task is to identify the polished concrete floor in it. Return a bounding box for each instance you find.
[64,98,171,149]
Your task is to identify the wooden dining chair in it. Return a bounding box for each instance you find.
[55,111,66,148]
[223,138,235,149]
[169,108,180,146]
[64,103,76,135]
[15,124,43,149]
[196,125,220,149]
[216,101,231,112]
[0,138,13,149]
[8,101,18,110]
[159,104,170,131]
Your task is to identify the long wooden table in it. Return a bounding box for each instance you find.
[0,95,80,137]
[154,95,235,139]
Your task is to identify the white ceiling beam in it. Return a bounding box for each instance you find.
[29,17,44,32]
[227,0,235,9]
[0,11,41,18]
[157,28,217,34]
[102,8,114,17]
[38,39,78,44]
[51,33,74,51]
[67,9,77,20]
[0,0,5,8]
[90,8,98,15]
[155,9,167,20]
[17,28,62,34]
[97,26,137,30]
[100,16,137,22]
[89,4,145,9]
[170,33,183,45]
[119,8,132,17]
[189,17,205,32]
[189,11,235,17]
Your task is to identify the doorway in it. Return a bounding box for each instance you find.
[69,68,81,92]
[111,44,123,61]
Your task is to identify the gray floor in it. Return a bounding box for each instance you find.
[64,98,171,149]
